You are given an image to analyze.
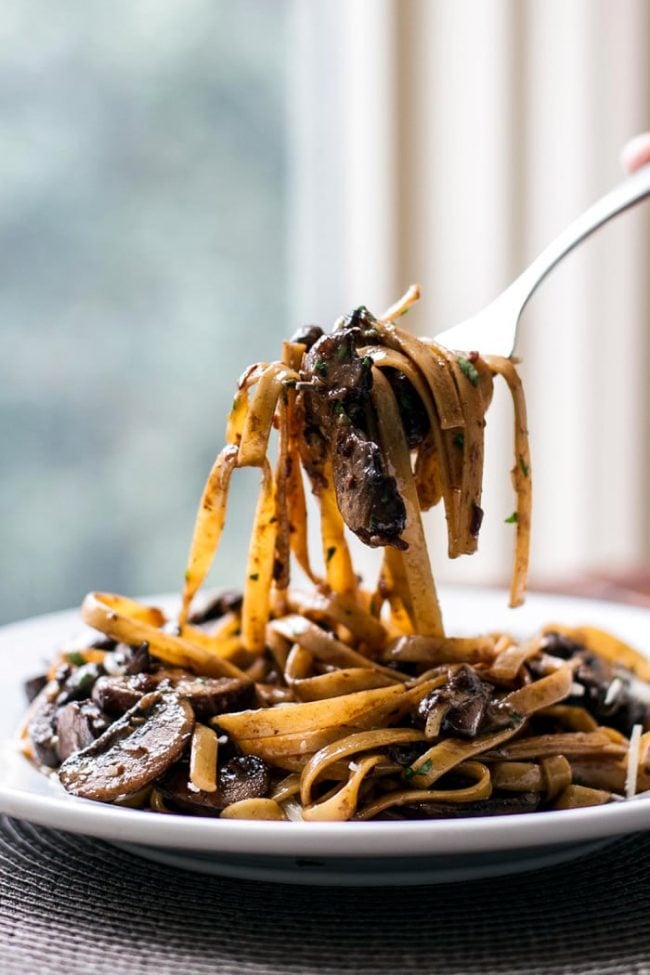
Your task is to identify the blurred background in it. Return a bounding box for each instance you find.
[1,0,649,624]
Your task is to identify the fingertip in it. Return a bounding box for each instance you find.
[620,132,650,174]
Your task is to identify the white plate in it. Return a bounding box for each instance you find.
[1,587,649,885]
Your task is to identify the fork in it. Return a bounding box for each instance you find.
[433,163,650,358]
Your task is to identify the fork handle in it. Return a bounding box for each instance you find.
[510,163,650,314]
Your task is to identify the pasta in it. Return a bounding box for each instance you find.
[22,288,650,820]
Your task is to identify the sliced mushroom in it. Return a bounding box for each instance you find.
[106,642,152,676]
[88,634,117,651]
[55,701,110,762]
[27,663,105,768]
[298,322,408,549]
[173,676,255,720]
[416,665,521,740]
[58,691,194,801]
[158,766,221,816]
[24,674,48,703]
[189,589,243,624]
[92,672,253,720]
[27,668,76,767]
[404,792,541,818]
[92,673,158,714]
[219,755,270,806]
[159,755,270,816]
[27,698,59,768]
[416,666,490,739]
[290,324,324,350]
[536,633,650,736]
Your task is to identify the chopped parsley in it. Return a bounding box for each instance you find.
[314,359,328,377]
[326,545,337,564]
[66,651,86,667]
[519,455,530,478]
[504,511,518,524]
[405,758,433,780]
[184,569,191,582]
[335,343,351,362]
[361,356,372,369]
[333,401,350,423]
[453,432,465,449]
[76,668,97,692]
[458,356,480,386]
[249,572,259,581]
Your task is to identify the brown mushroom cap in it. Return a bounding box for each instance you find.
[92,672,254,721]
[91,673,158,715]
[404,792,541,818]
[55,701,109,762]
[27,698,59,768]
[159,755,270,815]
[58,691,194,801]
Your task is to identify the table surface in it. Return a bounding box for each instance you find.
[1,815,650,975]
[3,574,649,975]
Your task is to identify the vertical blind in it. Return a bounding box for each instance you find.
[292,0,650,590]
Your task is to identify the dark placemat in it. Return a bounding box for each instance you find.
[1,817,649,974]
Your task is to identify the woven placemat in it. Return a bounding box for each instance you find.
[1,816,649,975]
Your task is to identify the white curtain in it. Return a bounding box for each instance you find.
[291,0,650,589]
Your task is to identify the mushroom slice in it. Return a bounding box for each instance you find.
[55,701,110,762]
[92,673,158,715]
[159,755,270,815]
[218,755,270,807]
[27,698,59,768]
[58,691,194,802]
[92,672,254,720]
[172,676,256,721]
[403,792,541,818]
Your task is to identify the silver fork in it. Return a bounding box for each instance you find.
[433,164,650,358]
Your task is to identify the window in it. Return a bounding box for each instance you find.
[0,1,289,622]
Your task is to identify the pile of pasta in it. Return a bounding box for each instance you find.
[79,589,650,819]
[28,286,650,819]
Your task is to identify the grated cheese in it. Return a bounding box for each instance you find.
[282,798,304,822]
[604,677,623,707]
[103,653,125,676]
[625,724,643,800]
